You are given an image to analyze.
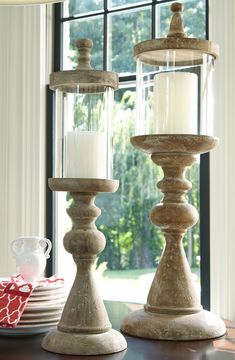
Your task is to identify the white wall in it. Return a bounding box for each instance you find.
[210,0,235,321]
[0,5,51,275]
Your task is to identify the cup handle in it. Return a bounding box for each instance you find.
[10,238,23,257]
[39,238,52,259]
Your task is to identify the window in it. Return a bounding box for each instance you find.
[51,0,209,306]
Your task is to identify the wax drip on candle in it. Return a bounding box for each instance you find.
[167,2,187,38]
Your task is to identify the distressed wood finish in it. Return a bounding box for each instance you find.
[130,134,219,154]
[0,303,235,359]
[147,152,200,315]
[76,38,93,70]
[134,2,219,66]
[50,69,118,93]
[50,38,118,93]
[121,135,226,340]
[48,178,119,193]
[167,2,186,38]
[42,179,127,355]
[134,37,219,66]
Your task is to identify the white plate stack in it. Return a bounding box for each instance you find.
[0,283,67,336]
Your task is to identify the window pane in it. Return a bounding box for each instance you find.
[63,16,104,70]
[96,85,164,303]
[64,0,104,17]
[156,0,206,39]
[108,7,151,74]
[108,0,150,9]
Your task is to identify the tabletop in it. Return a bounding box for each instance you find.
[0,301,234,360]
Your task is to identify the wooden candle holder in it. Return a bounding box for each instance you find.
[42,178,127,355]
[121,135,226,340]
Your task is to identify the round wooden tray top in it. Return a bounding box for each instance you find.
[134,2,219,66]
[50,38,119,93]
[48,178,119,193]
[50,70,119,93]
[134,38,219,66]
[130,135,219,155]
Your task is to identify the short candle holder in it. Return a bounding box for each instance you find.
[121,134,226,340]
[42,178,127,355]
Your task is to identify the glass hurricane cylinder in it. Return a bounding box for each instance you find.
[135,42,218,136]
[54,85,114,179]
[52,38,118,180]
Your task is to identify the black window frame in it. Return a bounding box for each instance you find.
[46,0,211,310]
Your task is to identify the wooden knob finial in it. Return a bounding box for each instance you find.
[171,2,183,13]
[167,2,186,38]
[76,38,93,70]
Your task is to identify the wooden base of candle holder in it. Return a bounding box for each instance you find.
[121,309,225,341]
[121,135,226,341]
[42,179,127,355]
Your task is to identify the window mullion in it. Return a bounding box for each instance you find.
[54,3,63,71]
[152,1,156,39]
[104,0,108,70]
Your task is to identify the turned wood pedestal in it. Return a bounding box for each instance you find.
[42,178,127,355]
[121,135,226,341]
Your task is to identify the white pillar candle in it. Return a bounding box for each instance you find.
[65,131,107,178]
[153,72,198,134]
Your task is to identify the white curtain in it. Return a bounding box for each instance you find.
[0,4,51,275]
[210,0,235,321]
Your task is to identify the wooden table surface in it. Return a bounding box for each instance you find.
[0,301,235,360]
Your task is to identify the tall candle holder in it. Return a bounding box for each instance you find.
[42,39,127,354]
[42,179,127,354]
[121,3,226,340]
[121,135,226,340]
